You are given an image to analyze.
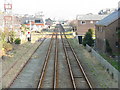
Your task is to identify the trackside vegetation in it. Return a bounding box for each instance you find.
[82,29,94,46]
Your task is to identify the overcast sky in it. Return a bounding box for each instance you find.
[0,0,119,20]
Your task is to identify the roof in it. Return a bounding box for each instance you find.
[76,14,107,20]
[21,17,44,24]
[96,10,120,26]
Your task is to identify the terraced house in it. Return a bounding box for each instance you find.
[95,9,120,54]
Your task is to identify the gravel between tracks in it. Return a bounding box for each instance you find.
[41,38,55,88]
[10,39,51,88]
[2,33,46,88]
[57,37,73,88]
[68,38,118,88]
[2,33,118,88]
[2,42,41,88]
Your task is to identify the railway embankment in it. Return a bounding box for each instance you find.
[2,33,46,88]
[68,38,118,88]
[86,44,119,82]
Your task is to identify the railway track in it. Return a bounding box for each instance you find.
[60,31,93,89]
[2,24,94,89]
[4,35,47,88]
[53,33,58,88]
[2,34,47,80]
[37,33,59,89]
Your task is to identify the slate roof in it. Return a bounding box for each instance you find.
[96,9,120,26]
[77,14,107,20]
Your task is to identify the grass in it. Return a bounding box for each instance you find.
[68,38,120,71]
[100,53,120,71]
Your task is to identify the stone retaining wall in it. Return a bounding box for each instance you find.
[86,44,119,81]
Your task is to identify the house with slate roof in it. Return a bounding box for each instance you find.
[75,14,107,38]
[95,9,120,54]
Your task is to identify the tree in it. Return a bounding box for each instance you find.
[82,31,94,46]
[88,28,93,35]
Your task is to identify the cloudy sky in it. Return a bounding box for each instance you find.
[0,0,119,20]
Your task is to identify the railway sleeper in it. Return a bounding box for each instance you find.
[74,76,83,78]
[66,47,71,51]
[64,44,69,46]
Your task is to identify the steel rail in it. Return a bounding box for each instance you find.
[7,36,46,88]
[63,32,93,90]
[53,33,58,89]
[2,34,46,80]
[37,34,54,89]
[60,32,76,89]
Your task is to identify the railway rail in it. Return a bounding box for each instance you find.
[2,24,94,89]
[37,33,59,89]
[53,33,58,88]
[37,34,54,88]
[2,34,47,80]
[60,31,93,89]
[5,35,47,88]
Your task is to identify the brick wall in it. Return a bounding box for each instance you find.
[76,20,97,35]
[95,19,120,53]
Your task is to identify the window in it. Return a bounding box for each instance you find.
[115,42,119,47]
[90,21,93,24]
[35,20,41,23]
[97,26,103,32]
[81,21,86,24]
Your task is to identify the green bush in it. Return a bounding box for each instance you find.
[82,31,94,46]
[3,42,13,52]
[14,38,21,44]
